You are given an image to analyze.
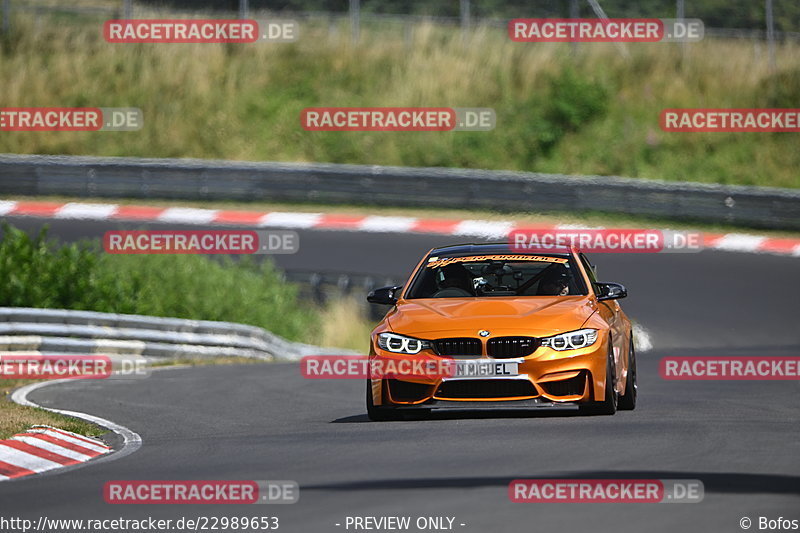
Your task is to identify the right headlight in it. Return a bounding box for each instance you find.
[541,329,598,351]
[377,332,431,354]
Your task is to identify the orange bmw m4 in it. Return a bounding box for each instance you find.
[365,243,636,420]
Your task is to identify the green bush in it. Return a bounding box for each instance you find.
[758,68,800,108]
[0,224,317,341]
[539,69,609,153]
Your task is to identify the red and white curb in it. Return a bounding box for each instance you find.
[0,425,109,480]
[6,379,142,482]
[1,200,799,257]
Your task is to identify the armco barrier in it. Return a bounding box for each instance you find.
[283,270,401,320]
[0,154,798,230]
[0,307,354,360]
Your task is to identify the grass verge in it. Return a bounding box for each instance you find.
[0,379,105,440]
[313,296,374,353]
[1,13,799,188]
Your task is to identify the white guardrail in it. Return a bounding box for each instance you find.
[0,307,354,361]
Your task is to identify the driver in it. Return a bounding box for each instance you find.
[436,263,475,295]
[537,266,570,296]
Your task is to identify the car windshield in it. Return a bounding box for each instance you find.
[405,254,587,299]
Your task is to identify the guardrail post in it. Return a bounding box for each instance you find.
[676,0,687,64]
[238,0,248,20]
[349,0,360,44]
[123,0,132,19]
[765,0,776,73]
[569,0,579,54]
[2,0,11,35]
[586,0,629,58]
[328,17,337,40]
[309,273,325,305]
[337,274,352,295]
[460,0,470,44]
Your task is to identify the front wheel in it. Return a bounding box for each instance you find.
[366,380,403,421]
[617,337,637,411]
[579,344,618,416]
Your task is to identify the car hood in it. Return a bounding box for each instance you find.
[387,296,596,337]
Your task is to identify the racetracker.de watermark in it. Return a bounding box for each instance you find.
[104,480,298,504]
[300,108,495,132]
[301,355,465,380]
[103,230,298,254]
[509,228,703,253]
[661,109,800,132]
[509,479,704,503]
[0,108,142,131]
[104,19,298,43]
[1,516,279,532]
[509,18,703,43]
[660,357,800,380]
[0,355,150,380]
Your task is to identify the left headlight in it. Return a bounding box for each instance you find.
[541,329,598,351]
[377,332,431,354]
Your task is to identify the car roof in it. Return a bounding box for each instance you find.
[429,243,572,258]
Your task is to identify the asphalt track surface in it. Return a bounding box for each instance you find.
[1,216,798,533]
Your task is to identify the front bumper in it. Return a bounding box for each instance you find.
[369,337,609,408]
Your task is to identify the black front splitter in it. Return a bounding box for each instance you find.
[392,398,580,411]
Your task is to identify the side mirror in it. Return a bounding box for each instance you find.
[596,282,627,301]
[367,285,402,305]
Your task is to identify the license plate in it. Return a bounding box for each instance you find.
[453,360,519,378]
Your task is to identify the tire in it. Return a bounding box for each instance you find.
[579,343,618,416]
[617,336,637,411]
[366,380,403,421]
